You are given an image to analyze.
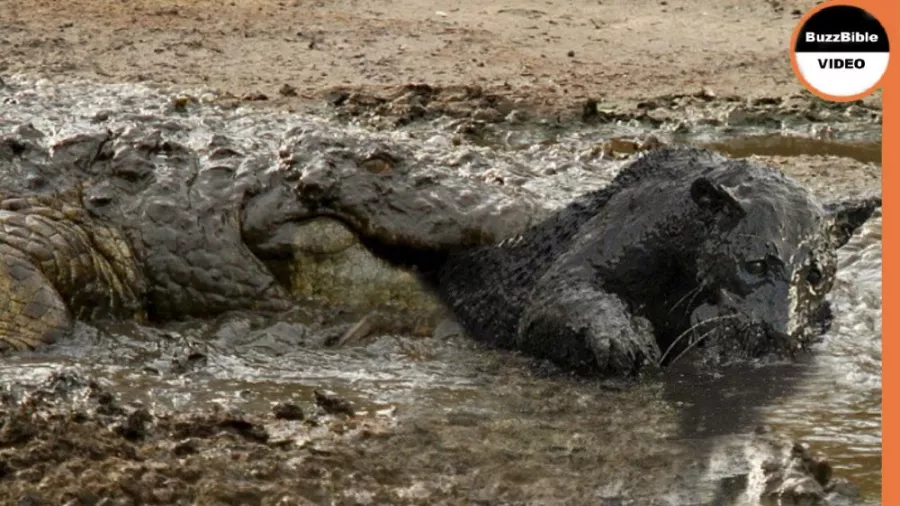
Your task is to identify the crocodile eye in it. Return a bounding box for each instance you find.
[807,266,823,286]
[745,260,767,276]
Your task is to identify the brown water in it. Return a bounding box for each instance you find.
[704,134,881,165]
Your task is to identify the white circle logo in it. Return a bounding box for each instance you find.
[791,3,889,101]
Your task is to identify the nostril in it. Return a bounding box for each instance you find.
[88,195,114,207]
[25,174,47,190]
[297,175,331,201]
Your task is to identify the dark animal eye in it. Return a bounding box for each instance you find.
[745,260,767,276]
[807,267,823,285]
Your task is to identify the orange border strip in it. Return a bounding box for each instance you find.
[868,0,894,502]
[794,0,894,500]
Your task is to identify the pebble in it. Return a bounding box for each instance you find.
[278,84,298,97]
[273,402,305,421]
[472,107,503,123]
[242,92,269,101]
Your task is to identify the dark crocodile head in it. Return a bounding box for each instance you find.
[660,167,879,367]
[77,130,295,320]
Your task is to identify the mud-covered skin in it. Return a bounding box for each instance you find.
[264,124,546,254]
[0,127,297,349]
[0,121,544,350]
[78,128,296,319]
[291,146,880,376]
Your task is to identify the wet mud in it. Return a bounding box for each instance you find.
[0,365,864,505]
[0,76,883,505]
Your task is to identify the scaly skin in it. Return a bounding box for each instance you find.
[287,146,882,376]
[0,127,297,350]
[0,194,145,349]
[0,116,538,351]
[1,109,552,351]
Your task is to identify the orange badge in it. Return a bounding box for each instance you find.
[790,1,890,101]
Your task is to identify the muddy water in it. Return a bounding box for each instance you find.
[764,212,883,493]
[0,76,882,504]
[705,135,881,165]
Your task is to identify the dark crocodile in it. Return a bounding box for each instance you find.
[0,127,291,350]
[0,121,541,351]
[284,144,881,376]
[0,117,880,373]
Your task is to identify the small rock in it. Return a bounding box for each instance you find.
[751,96,782,106]
[171,351,208,375]
[14,123,45,139]
[695,87,716,100]
[171,95,192,111]
[242,92,269,102]
[273,402,306,421]
[581,99,600,121]
[453,119,488,138]
[116,408,153,440]
[472,107,503,123]
[91,111,111,123]
[278,84,297,97]
[601,138,641,158]
[567,50,575,57]
[172,438,200,456]
[326,90,349,106]
[314,390,355,417]
[94,390,125,416]
[811,454,833,485]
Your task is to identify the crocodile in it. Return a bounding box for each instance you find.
[283,144,881,375]
[0,121,540,351]
[0,119,880,374]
